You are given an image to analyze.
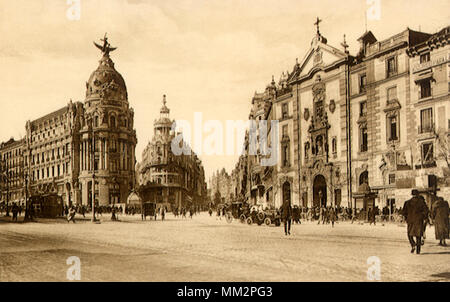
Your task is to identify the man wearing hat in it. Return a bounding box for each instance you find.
[402,190,429,254]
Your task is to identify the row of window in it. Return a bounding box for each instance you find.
[1,148,22,160]
[32,162,70,181]
[32,144,71,164]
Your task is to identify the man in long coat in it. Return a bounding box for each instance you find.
[280,200,292,236]
[402,190,429,254]
[431,197,449,246]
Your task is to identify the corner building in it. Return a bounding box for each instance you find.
[13,37,137,207]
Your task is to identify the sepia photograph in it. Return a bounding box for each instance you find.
[0,0,449,289]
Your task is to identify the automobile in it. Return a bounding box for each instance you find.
[244,205,265,226]
[238,203,252,223]
[229,202,244,219]
[260,208,281,226]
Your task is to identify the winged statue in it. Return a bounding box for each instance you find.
[93,33,117,56]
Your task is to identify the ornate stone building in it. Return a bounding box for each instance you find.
[25,101,84,205]
[78,37,137,206]
[1,36,137,207]
[138,95,207,209]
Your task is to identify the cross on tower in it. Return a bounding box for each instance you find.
[314,17,322,35]
[341,34,349,53]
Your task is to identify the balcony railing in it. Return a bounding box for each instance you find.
[418,123,435,134]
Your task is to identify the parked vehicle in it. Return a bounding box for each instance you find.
[141,202,157,220]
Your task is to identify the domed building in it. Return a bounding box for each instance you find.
[15,36,137,208]
[78,36,137,206]
[138,95,207,210]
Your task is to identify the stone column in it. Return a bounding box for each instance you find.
[99,179,109,206]
[81,180,88,206]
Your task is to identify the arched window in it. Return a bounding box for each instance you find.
[359,171,369,186]
[110,116,116,128]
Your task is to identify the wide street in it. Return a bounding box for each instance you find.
[0,212,449,282]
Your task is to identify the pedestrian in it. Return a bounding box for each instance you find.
[431,197,449,246]
[280,200,292,236]
[402,190,429,254]
[329,206,337,228]
[11,203,19,222]
[67,206,76,223]
[368,207,377,225]
[160,206,166,221]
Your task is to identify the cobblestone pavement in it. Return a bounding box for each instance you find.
[0,213,449,281]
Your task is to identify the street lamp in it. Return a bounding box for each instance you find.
[23,170,32,222]
[111,177,118,221]
[90,121,97,223]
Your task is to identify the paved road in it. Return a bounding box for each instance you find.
[0,213,449,281]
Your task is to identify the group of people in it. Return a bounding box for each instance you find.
[173,206,199,219]
[0,203,24,222]
[403,190,449,254]
[278,189,449,252]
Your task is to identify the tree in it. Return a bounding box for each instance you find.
[434,129,450,170]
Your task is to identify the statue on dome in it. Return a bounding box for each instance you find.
[93,33,117,56]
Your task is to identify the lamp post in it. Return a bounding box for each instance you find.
[23,170,32,222]
[90,122,97,223]
[111,177,118,221]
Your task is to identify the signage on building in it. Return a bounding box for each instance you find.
[412,53,450,73]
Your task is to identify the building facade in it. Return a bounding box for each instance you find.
[0,138,26,206]
[231,22,449,211]
[0,36,137,207]
[138,96,207,209]
[209,168,232,204]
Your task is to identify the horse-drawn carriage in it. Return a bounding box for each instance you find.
[141,202,157,220]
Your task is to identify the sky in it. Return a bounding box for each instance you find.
[0,0,449,181]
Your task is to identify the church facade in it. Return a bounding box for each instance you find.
[232,22,449,211]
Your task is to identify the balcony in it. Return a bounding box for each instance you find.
[418,124,435,135]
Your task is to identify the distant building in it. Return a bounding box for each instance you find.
[209,168,232,204]
[138,95,207,209]
[0,138,26,205]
